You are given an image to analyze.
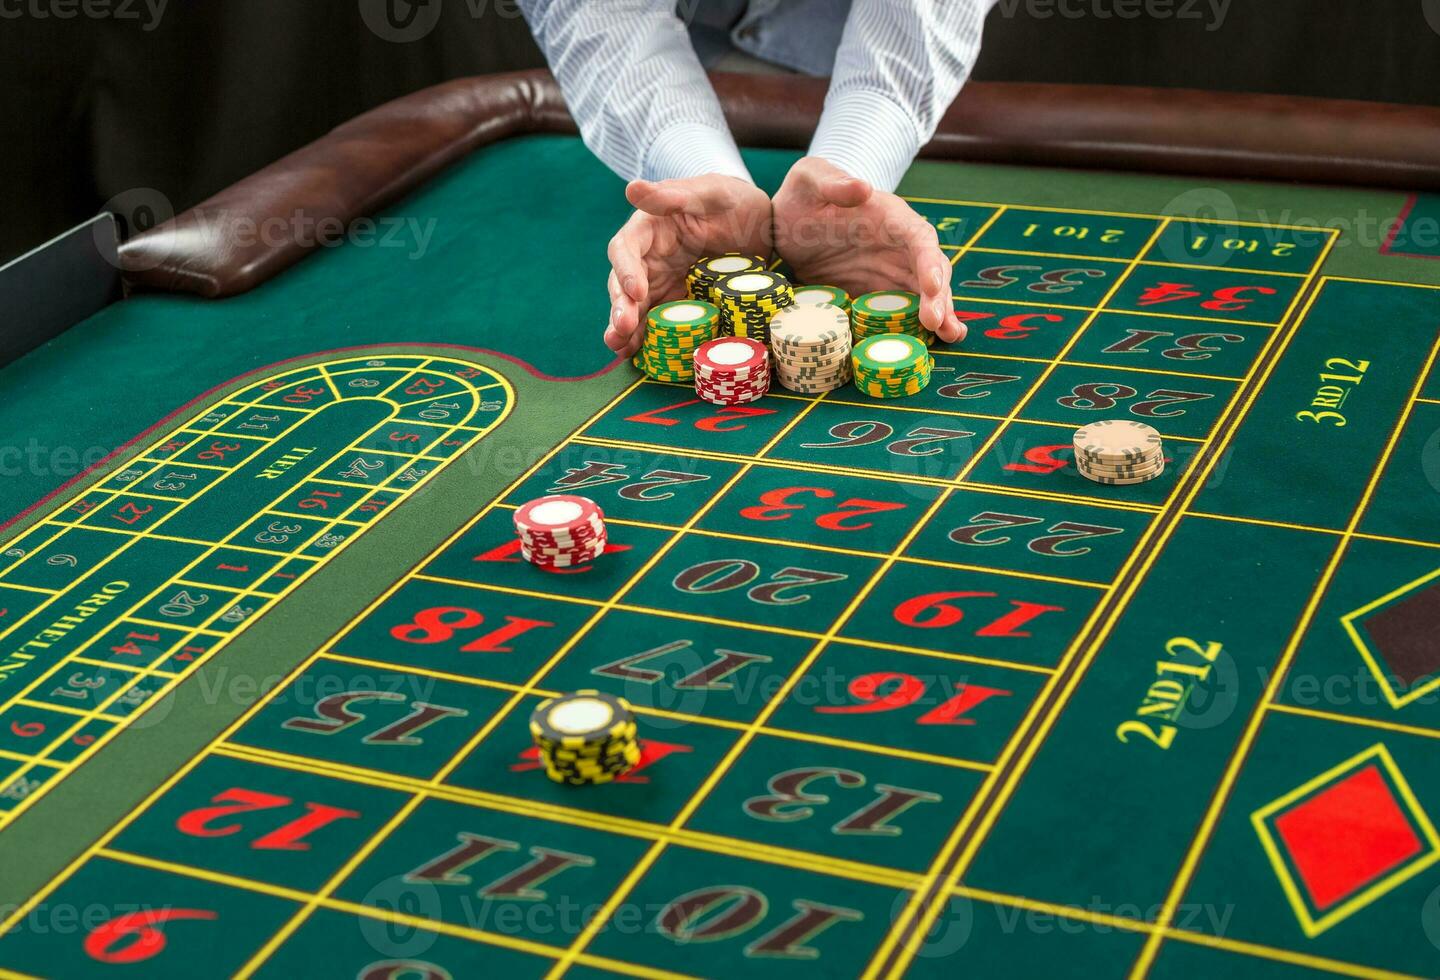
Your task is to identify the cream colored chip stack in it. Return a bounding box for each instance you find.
[1072,420,1165,485]
[769,303,852,394]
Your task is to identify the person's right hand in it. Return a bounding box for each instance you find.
[606,174,772,357]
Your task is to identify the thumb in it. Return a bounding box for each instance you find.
[626,179,694,217]
[817,174,871,209]
[794,157,872,208]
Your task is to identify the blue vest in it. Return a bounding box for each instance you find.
[685,0,853,76]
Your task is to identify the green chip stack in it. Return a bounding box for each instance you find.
[851,290,930,345]
[792,284,851,311]
[852,334,934,399]
[529,690,642,786]
[632,300,720,382]
[709,270,794,344]
[687,254,767,302]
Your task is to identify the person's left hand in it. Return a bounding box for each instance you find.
[772,156,964,343]
[605,174,773,357]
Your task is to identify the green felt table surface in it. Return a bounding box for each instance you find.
[0,133,1438,978]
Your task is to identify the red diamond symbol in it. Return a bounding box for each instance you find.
[1273,762,1423,911]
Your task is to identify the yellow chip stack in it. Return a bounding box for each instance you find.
[709,270,794,344]
[529,690,641,786]
[687,254,767,302]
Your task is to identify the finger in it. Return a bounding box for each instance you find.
[932,309,963,344]
[618,326,645,358]
[946,304,967,343]
[608,289,641,342]
[609,299,638,343]
[607,228,649,306]
[936,308,966,344]
[922,263,964,343]
[606,272,629,345]
[605,311,648,354]
[905,228,950,335]
[915,256,950,336]
[603,323,627,353]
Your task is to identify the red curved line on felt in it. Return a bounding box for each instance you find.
[0,344,624,536]
[1379,193,1440,260]
[443,345,625,384]
[1379,194,1416,255]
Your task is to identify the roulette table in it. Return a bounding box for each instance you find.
[0,71,1439,978]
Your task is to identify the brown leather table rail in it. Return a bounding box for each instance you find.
[119,68,1440,299]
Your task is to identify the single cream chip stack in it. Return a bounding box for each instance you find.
[770,303,852,394]
[1072,420,1165,485]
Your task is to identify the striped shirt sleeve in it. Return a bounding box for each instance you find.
[810,0,1000,191]
[517,0,754,184]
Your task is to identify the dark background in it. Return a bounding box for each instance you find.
[3,0,1439,264]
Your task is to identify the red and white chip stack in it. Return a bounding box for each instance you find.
[692,337,770,406]
[513,495,608,567]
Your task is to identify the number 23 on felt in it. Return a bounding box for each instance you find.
[741,487,906,531]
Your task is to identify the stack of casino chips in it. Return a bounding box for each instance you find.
[770,304,852,394]
[530,690,642,786]
[851,334,934,399]
[709,270,794,344]
[693,337,770,405]
[687,254,767,302]
[1072,420,1166,485]
[792,284,850,311]
[512,495,608,567]
[633,300,720,382]
[850,290,931,345]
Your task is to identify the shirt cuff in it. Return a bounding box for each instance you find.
[808,89,923,192]
[642,121,754,184]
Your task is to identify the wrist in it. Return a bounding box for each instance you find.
[808,90,923,193]
[643,122,755,184]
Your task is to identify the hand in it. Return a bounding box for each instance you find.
[605,174,772,357]
[772,156,963,343]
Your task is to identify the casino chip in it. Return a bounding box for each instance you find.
[850,290,930,346]
[513,495,608,567]
[633,300,719,382]
[694,336,770,405]
[709,270,794,345]
[1072,420,1165,485]
[792,284,850,311]
[687,254,767,303]
[530,690,641,786]
[852,334,933,399]
[770,303,852,394]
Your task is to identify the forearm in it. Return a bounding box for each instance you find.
[809,0,998,191]
[518,0,752,183]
